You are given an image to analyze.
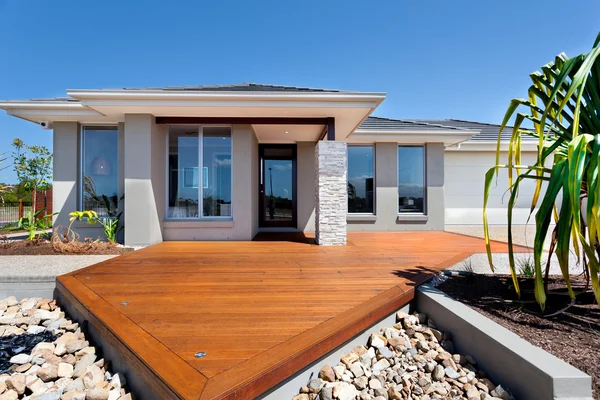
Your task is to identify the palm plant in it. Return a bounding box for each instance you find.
[484,33,600,311]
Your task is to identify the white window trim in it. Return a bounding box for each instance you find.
[347,144,376,215]
[397,144,427,216]
[79,125,119,212]
[165,125,233,221]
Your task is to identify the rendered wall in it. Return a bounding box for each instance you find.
[445,150,541,225]
[297,142,316,232]
[123,114,164,246]
[347,142,445,231]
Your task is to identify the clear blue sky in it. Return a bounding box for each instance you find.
[1,0,599,183]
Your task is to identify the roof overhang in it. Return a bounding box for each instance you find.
[348,128,477,146]
[0,89,386,140]
[446,140,540,152]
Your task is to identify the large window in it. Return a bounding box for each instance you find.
[81,127,119,217]
[398,146,425,213]
[167,126,232,219]
[347,146,374,214]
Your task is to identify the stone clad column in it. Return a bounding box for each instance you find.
[315,141,347,245]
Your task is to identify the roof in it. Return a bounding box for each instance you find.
[358,116,475,133]
[410,119,538,141]
[119,83,344,93]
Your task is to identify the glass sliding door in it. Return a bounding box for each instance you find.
[259,144,297,228]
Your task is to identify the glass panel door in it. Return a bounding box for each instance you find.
[259,145,297,227]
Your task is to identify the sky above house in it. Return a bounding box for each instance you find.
[0,0,599,183]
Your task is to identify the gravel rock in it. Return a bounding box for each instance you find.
[293,309,515,400]
[0,297,132,400]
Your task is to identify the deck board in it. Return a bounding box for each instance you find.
[57,231,523,399]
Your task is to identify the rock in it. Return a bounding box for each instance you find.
[61,391,86,400]
[292,395,308,400]
[491,385,511,399]
[65,377,85,392]
[353,375,367,390]
[369,378,382,390]
[466,387,480,398]
[369,333,387,348]
[333,365,346,379]
[377,346,393,359]
[387,385,403,400]
[57,362,74,378]
[432,365,445,381]
[371,358,390,374]
[349,362,364,378]
[9,353,30,365]
[26,377,46,394]
[340,352,359,368]
[30,391,61,400]
[319,364,336,382]
[320,385,333,400]
[27,326,46,335]
[445,366,460,379]
[73,353,96,377]
[307,378,324,393]
[86,387,109,400]
[37,364,58,382]
[332,382,358,400]
[0,390,18,400]
[5,375,25,395]
[54,343,66,356]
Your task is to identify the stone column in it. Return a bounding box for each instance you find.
[315,141,347,245]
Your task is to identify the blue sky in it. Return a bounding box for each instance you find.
[1,0,599,183]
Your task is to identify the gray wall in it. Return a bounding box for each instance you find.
[347,142,445,231]
[297,142,316,232]
[123,114,164,246]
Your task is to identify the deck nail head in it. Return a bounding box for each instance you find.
[194,352,206,358]
[121,301,129,306]
[85,276,91,280]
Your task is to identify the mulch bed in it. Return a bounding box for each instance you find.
[437,274,600,399]
[0,238,133,255]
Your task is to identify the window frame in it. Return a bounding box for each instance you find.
[165,125,233,221]
[346,144,376,215]
[397,144,427,215]
[79,125,120,212]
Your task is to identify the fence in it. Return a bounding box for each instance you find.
[0,201,33,227]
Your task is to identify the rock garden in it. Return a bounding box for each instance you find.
[0,295,131,400]
[293,310,512,400]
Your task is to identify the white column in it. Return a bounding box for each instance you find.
[315,141,347,245]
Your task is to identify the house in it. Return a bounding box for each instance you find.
[0,83,533,246]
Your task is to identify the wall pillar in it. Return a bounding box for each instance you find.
[123,114,165,246]
[52,122,79,228]
[315,141,347,245]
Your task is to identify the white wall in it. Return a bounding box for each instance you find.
[445,150,542,225]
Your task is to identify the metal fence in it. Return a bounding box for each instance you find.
[0,201,33,227]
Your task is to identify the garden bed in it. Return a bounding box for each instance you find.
[0,238,133,256]
[437,274,599,399]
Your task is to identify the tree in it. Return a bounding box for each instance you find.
[0,153,8,204]
[484,33,600,311]
[11,139,52,214]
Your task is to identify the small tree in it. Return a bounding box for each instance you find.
[0,153,8,204]
[11,139,52,214]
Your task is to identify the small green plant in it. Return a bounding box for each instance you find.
[69,210,123,243]
[6,209,54,240]
[517,256,536,278]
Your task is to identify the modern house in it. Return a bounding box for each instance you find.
[0,83,529,246]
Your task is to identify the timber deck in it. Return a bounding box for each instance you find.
[56,231,523,399]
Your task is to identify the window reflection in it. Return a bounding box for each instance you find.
[347,146,374,214]
[398,146,425,213]
[82,127,119,217]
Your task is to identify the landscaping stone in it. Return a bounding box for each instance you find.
[0,296,132,400]
[294,310,515,400]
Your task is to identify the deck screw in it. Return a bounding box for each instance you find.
[85,276,91,280]
[121,302,129,306]
[194,352,206,358]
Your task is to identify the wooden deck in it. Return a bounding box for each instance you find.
[56,232,522,399]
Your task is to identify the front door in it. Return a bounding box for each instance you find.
[259,144,297,228]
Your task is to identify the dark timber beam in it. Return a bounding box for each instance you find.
[155,117,329,125]
[327,117,335,140]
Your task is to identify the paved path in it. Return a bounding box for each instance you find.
[0,255,116,281]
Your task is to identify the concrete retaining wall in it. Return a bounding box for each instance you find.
[414,285,592,400]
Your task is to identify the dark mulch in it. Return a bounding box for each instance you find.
[437,274,600,399]
[0,331,58,373]
[0,238,133,255]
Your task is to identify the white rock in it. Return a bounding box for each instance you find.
[57,363,74,378]
[9,353,30,365]
[332,382,358,400]
[27,326,46,335]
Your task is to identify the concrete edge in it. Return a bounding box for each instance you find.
[0,276,57,283]
[256,304,411,399]
[414,285,593,400]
